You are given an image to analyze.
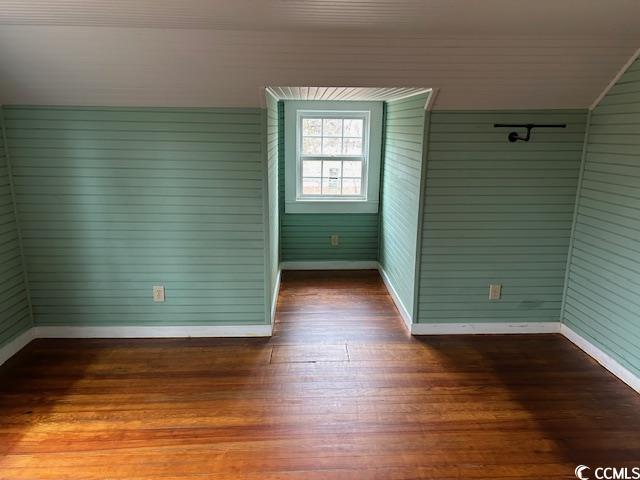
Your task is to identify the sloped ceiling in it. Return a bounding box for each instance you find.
[0,1,639,109]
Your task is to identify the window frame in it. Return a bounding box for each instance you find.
[296,110,370,202]
[284,100,383,214]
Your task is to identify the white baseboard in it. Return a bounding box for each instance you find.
[560,324,639,393]
[0,327,36,366]
[1,324,273,366]
[270,269,281,324]
[377,265,412,331]
[411,322,561,335]
[34,324,273,339]
[280,261,379,270]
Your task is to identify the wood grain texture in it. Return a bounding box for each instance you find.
[1,270,639,479]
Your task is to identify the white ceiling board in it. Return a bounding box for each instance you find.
[267,87,431,102]
[0,26,636,109]
[1,0,640,37]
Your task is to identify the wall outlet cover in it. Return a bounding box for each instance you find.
[153,285,165,302]
[330,234,339,247]
[489,284,502,300]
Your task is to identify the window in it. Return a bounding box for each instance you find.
[284,101,382,214]
[298,113,368,200]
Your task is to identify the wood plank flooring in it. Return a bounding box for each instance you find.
[0,269,639,479]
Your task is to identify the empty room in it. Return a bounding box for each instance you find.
[1,1,639,479]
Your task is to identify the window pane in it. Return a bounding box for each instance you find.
[302,118,322,136]
[302,137,321,155]
[302,160,322,177]
[343,160,362,178]
[343,138,363,155]
[323,118,342,137]
[322,160,342,179]
[322,177,341,195]
[322,137,342,155]
[342,178,362,195]
[302,178,321,195]
[343,119,363,138]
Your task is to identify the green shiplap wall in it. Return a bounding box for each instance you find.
[563,58,640,378]
[2,106,268,327]
[418,110,587,324]
[379,94,429,317]
[0,116,32,346]
[265,94,279,312]
[277,102,379,262]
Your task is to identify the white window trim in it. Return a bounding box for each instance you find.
[284,100,383,214]
[296,110,369,202]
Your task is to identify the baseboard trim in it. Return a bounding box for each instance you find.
[0,327,36,366]
[34,324,273,339]
[411,322,562,335]
[560,324,639,393]
[270,269,281,325]
[280,261,379,270]
[1,324,273,366]
[377,265,412,331]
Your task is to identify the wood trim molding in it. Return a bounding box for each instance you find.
[280,261,379,270]
[34,325,273,339]
[270,269,281,325]
[411,322,561,335]
[561,324,639,393]
[0,328,36,366]
[377,265,412,331]
[590,46,640,110]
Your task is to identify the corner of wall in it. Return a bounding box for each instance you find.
[0,105,35,332]
[559,110,592,326]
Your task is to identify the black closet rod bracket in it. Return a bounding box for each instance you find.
[493,123,566,142]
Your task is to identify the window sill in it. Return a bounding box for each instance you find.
[285,200,379,214]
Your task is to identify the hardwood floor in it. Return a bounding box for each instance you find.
[1,269,638,479]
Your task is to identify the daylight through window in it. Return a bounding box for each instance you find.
[297,112,368,200]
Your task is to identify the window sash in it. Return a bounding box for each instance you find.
[300,157,364,197]
[296,111,369,201]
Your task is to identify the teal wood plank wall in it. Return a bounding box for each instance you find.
[378,94,430,317]
[418,110,588,324]
[562,58,640,377]
[2,106,268,327]
[0,114,32,346]
[277,101,379,263]
[265,95,279,312]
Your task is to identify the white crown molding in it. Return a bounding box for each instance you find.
[590,46,640,110]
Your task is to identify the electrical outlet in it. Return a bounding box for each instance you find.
[153,285,165,302]
[489,284,502,300]
[330,234,339,247]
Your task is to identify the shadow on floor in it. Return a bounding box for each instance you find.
[412,334,640,467]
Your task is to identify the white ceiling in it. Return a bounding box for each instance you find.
[267,87,431,103]
[2,0,640,36]
[0,1,639,109]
